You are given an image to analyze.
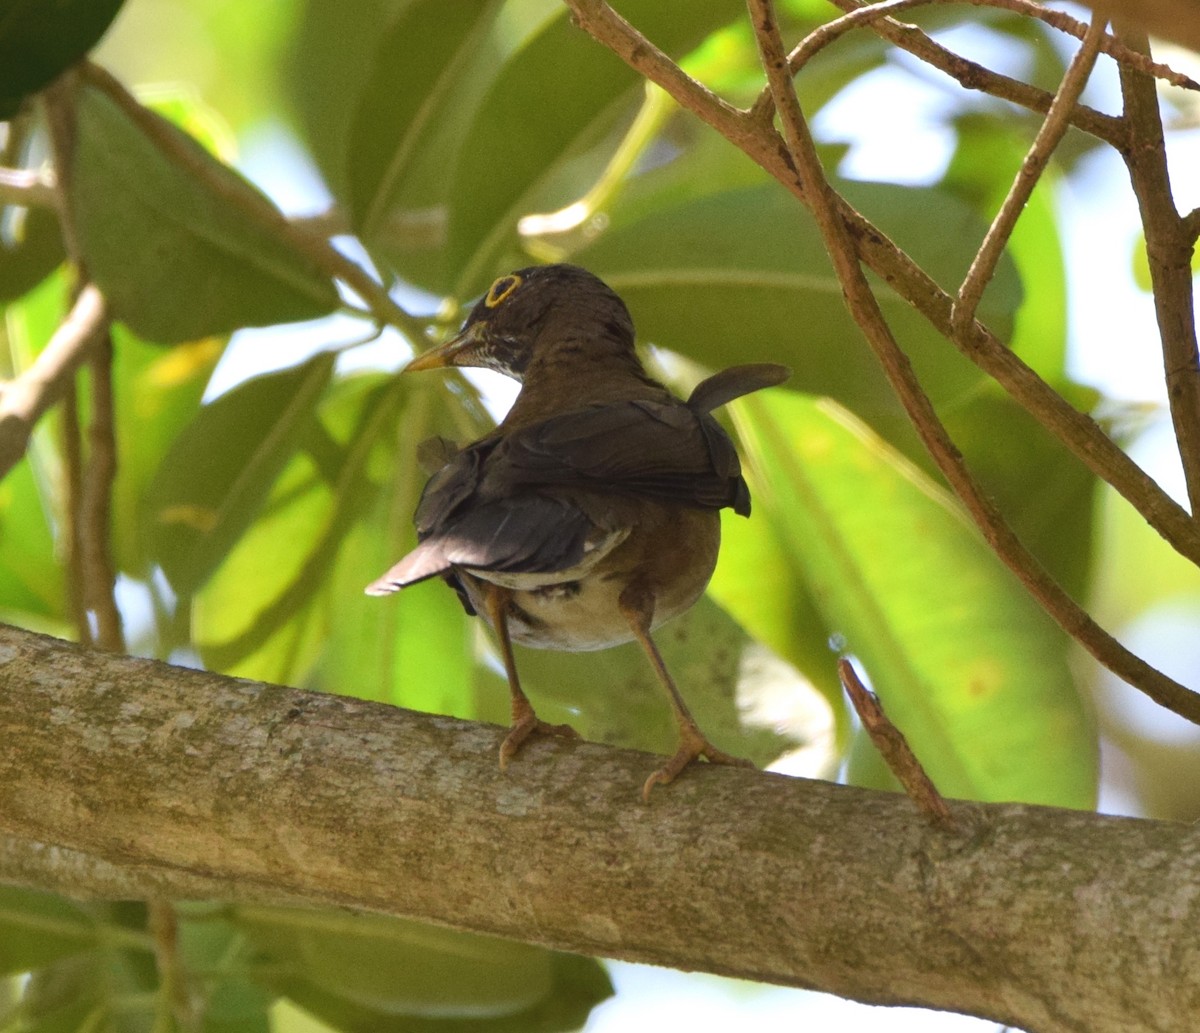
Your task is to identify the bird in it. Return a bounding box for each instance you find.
[366,264,789,799]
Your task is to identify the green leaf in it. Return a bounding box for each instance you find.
[444,0,741,295]
[943,111,1067,378]
[0,888,98,976]
[346,0,504,239]
[944,390,1100,602]
[148,355,336,595]
[0,204,66,302]
[735,390,1096,806]
[282,0,411,201]
[237,907,612,1032]
[0,454,63,621]
[578,180,1019,420]
[110,328,226,578]
[68,83,340,342]
[0,0,125,117]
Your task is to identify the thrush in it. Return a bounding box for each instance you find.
[366,264,788,799]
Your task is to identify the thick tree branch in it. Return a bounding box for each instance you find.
[1,624,1198,1032]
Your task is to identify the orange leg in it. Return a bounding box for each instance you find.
[482,584,578,769]
[618,584,753,801]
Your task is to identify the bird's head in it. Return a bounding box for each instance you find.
[405,264,636,383]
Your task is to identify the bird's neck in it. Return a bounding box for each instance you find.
[499,333,670,429]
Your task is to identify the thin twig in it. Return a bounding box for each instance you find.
[821,0,1125,145]
[952,15,1108,337]
[0,283,109,480]
[976,0,1196,90]
[1116,27,1200,516]
[76,63,429,343]
[563,0,1200,569]
[60,384,90,645]
[81,333,125,653]
[838,658,957,829]
[746,0,1200,723]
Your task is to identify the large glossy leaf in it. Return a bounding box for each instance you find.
[0,0,125,116]
[734,390,1096,806]
[0,454,62,622]
[68,84,340,342]
[443,0,743,296]
[577,180,1019,421]
[944,389,1100,602]
[237,906,612,1033]
[0,204,65,302]
[943,111,1067,379]
[148,355,336,595]
[346,0,506,239]
[110,327,226,578]
[190,373,398,682]
[281,0,410,200]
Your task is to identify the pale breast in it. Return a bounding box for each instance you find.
[459,505,721,652]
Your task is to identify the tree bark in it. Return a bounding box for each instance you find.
[0,623,1196,1032]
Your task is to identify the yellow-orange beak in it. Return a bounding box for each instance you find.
[404,322,486,373]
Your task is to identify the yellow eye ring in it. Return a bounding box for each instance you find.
[484,274,522,308]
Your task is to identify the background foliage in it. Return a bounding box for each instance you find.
[1,0,1196,1029]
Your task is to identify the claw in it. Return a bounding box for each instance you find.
[641,722,754,802]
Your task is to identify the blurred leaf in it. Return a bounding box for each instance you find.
[0,888,98,976]
[0,204,65,302]
[0,454,62,620]
[68,83,340,342]
[735,390,1096,806]
[282,0,410,199]
[148,354,335,595]
[178,912,275,1033]
[708,500,849,741]
[0,0,125,117]
[193,374,401,683]
[444,0,742,295]
[322,515,477,711]
[578,180,1019,421]
[347,0,502,238]
[237,906,611,1032]
[12,949,155,1033]
[943,111,1067,378]
[944,389,1100,602]
[111,328,226,577]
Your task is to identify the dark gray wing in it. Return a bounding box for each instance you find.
[489,398,751,513]
[367,439,596,595]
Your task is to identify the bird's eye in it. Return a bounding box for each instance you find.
[484,274,522,308]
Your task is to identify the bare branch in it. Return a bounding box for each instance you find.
[1116,27,1200,514]
[1,623,1198,1031]
[952,14,1109,337]
[838,658,956,830]
[0,283,109,480]
[80,334,124,653]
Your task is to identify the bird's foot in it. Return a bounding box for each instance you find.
[499,712,580,770]
[642,724,754,802]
